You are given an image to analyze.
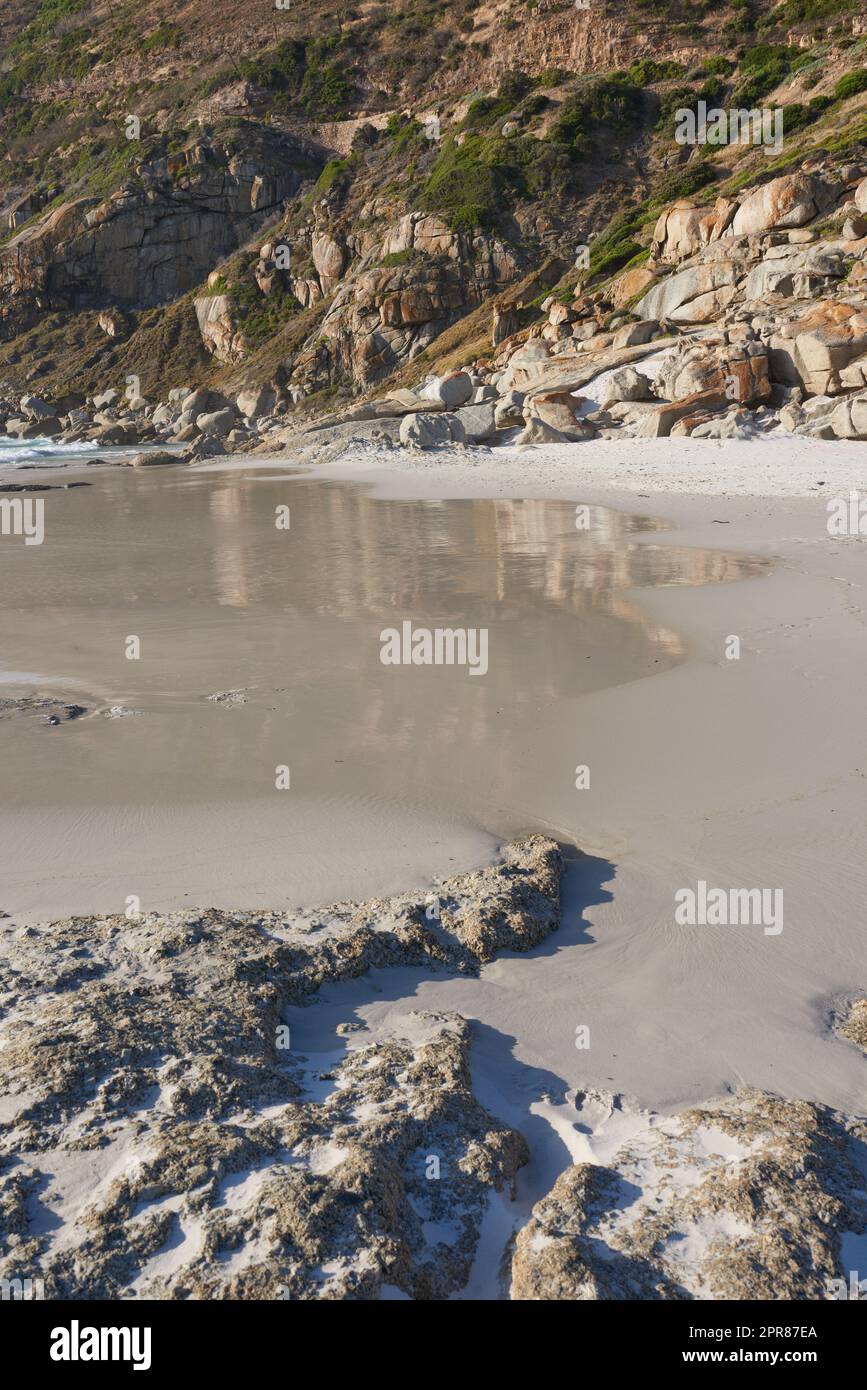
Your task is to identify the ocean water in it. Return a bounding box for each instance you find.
[0,435,98,466]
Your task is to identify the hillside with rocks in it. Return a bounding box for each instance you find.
[0,0,866,452]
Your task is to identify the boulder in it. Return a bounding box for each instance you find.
[492,301,519,346]
[744,246,846,301]
[515,417,574,446]
[651,197,737,264]
[180,389,213,416]
[194,294,246,364]
[196,408,236,437]
[731,174,833,237]
[494,390,526,427]
[636,264,742,324]
[399,412,465,448]
[183,437,227,461]
[453,401,496,442]
[842,211,867,241]
[471,385,498,403]
[597,366,652,409]
[20,394,57,419]
[828,392,867,440]
[421,371,474,407]
[608,265,657,309]
[524,390,589,441]
[854,177,867,214]
[98,310,126,338]
[613,319,659,348]
[636,387,730,438]
[673,407,763,440]
[768,301,867,396]
[311,233,346,294]
[129,451,181,467]
[654,339,770,406]
[19,416,61,438]
[91,422,136,444]
[548,302,575,327]
[236,385,277,419]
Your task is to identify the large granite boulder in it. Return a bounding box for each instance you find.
[731,173,834,237]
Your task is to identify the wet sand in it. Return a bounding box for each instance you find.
[0,462,763,924]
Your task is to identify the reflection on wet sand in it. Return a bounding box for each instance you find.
[0,470,767,828]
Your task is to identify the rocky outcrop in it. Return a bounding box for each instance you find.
[0,837,560,1299]
[768,300,867,397]
[512,1089,867,1300]
[286,217,520,394]
[838,998,867,1051]
[194,293,247,364]
[651,197,737,264]
[636,262,742,324]
[0,130,313,340]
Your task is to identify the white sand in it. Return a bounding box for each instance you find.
[299,433,864,499]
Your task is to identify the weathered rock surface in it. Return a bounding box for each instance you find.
[0,838,561,1300]
[837,998,867,1052]
[512,1089,867,1301]
[731,174,834,238]
[0,130,312,340]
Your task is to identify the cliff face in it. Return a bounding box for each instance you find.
[0,130,317,339]
[0,1,865,407]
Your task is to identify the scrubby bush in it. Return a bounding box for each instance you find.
[553,74,644,158]
[628,59,683,85]
[781,95,832,131]
[835,69,867,101]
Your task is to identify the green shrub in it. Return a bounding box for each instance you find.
[781,95,832,131]
[461,71,534,131]
[835,69,867,101]
[762,0,858,23]
[731,46,798,106]
[628,59,683,85]
[142,21,183,51]
[553,74,644,158]
[315,158,353,194]
[231,280,301,346]
[386,114,425,154]
[703,57,735,77]
[422,135,503,231]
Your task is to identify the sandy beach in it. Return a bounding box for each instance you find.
[2,436,866,1301]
